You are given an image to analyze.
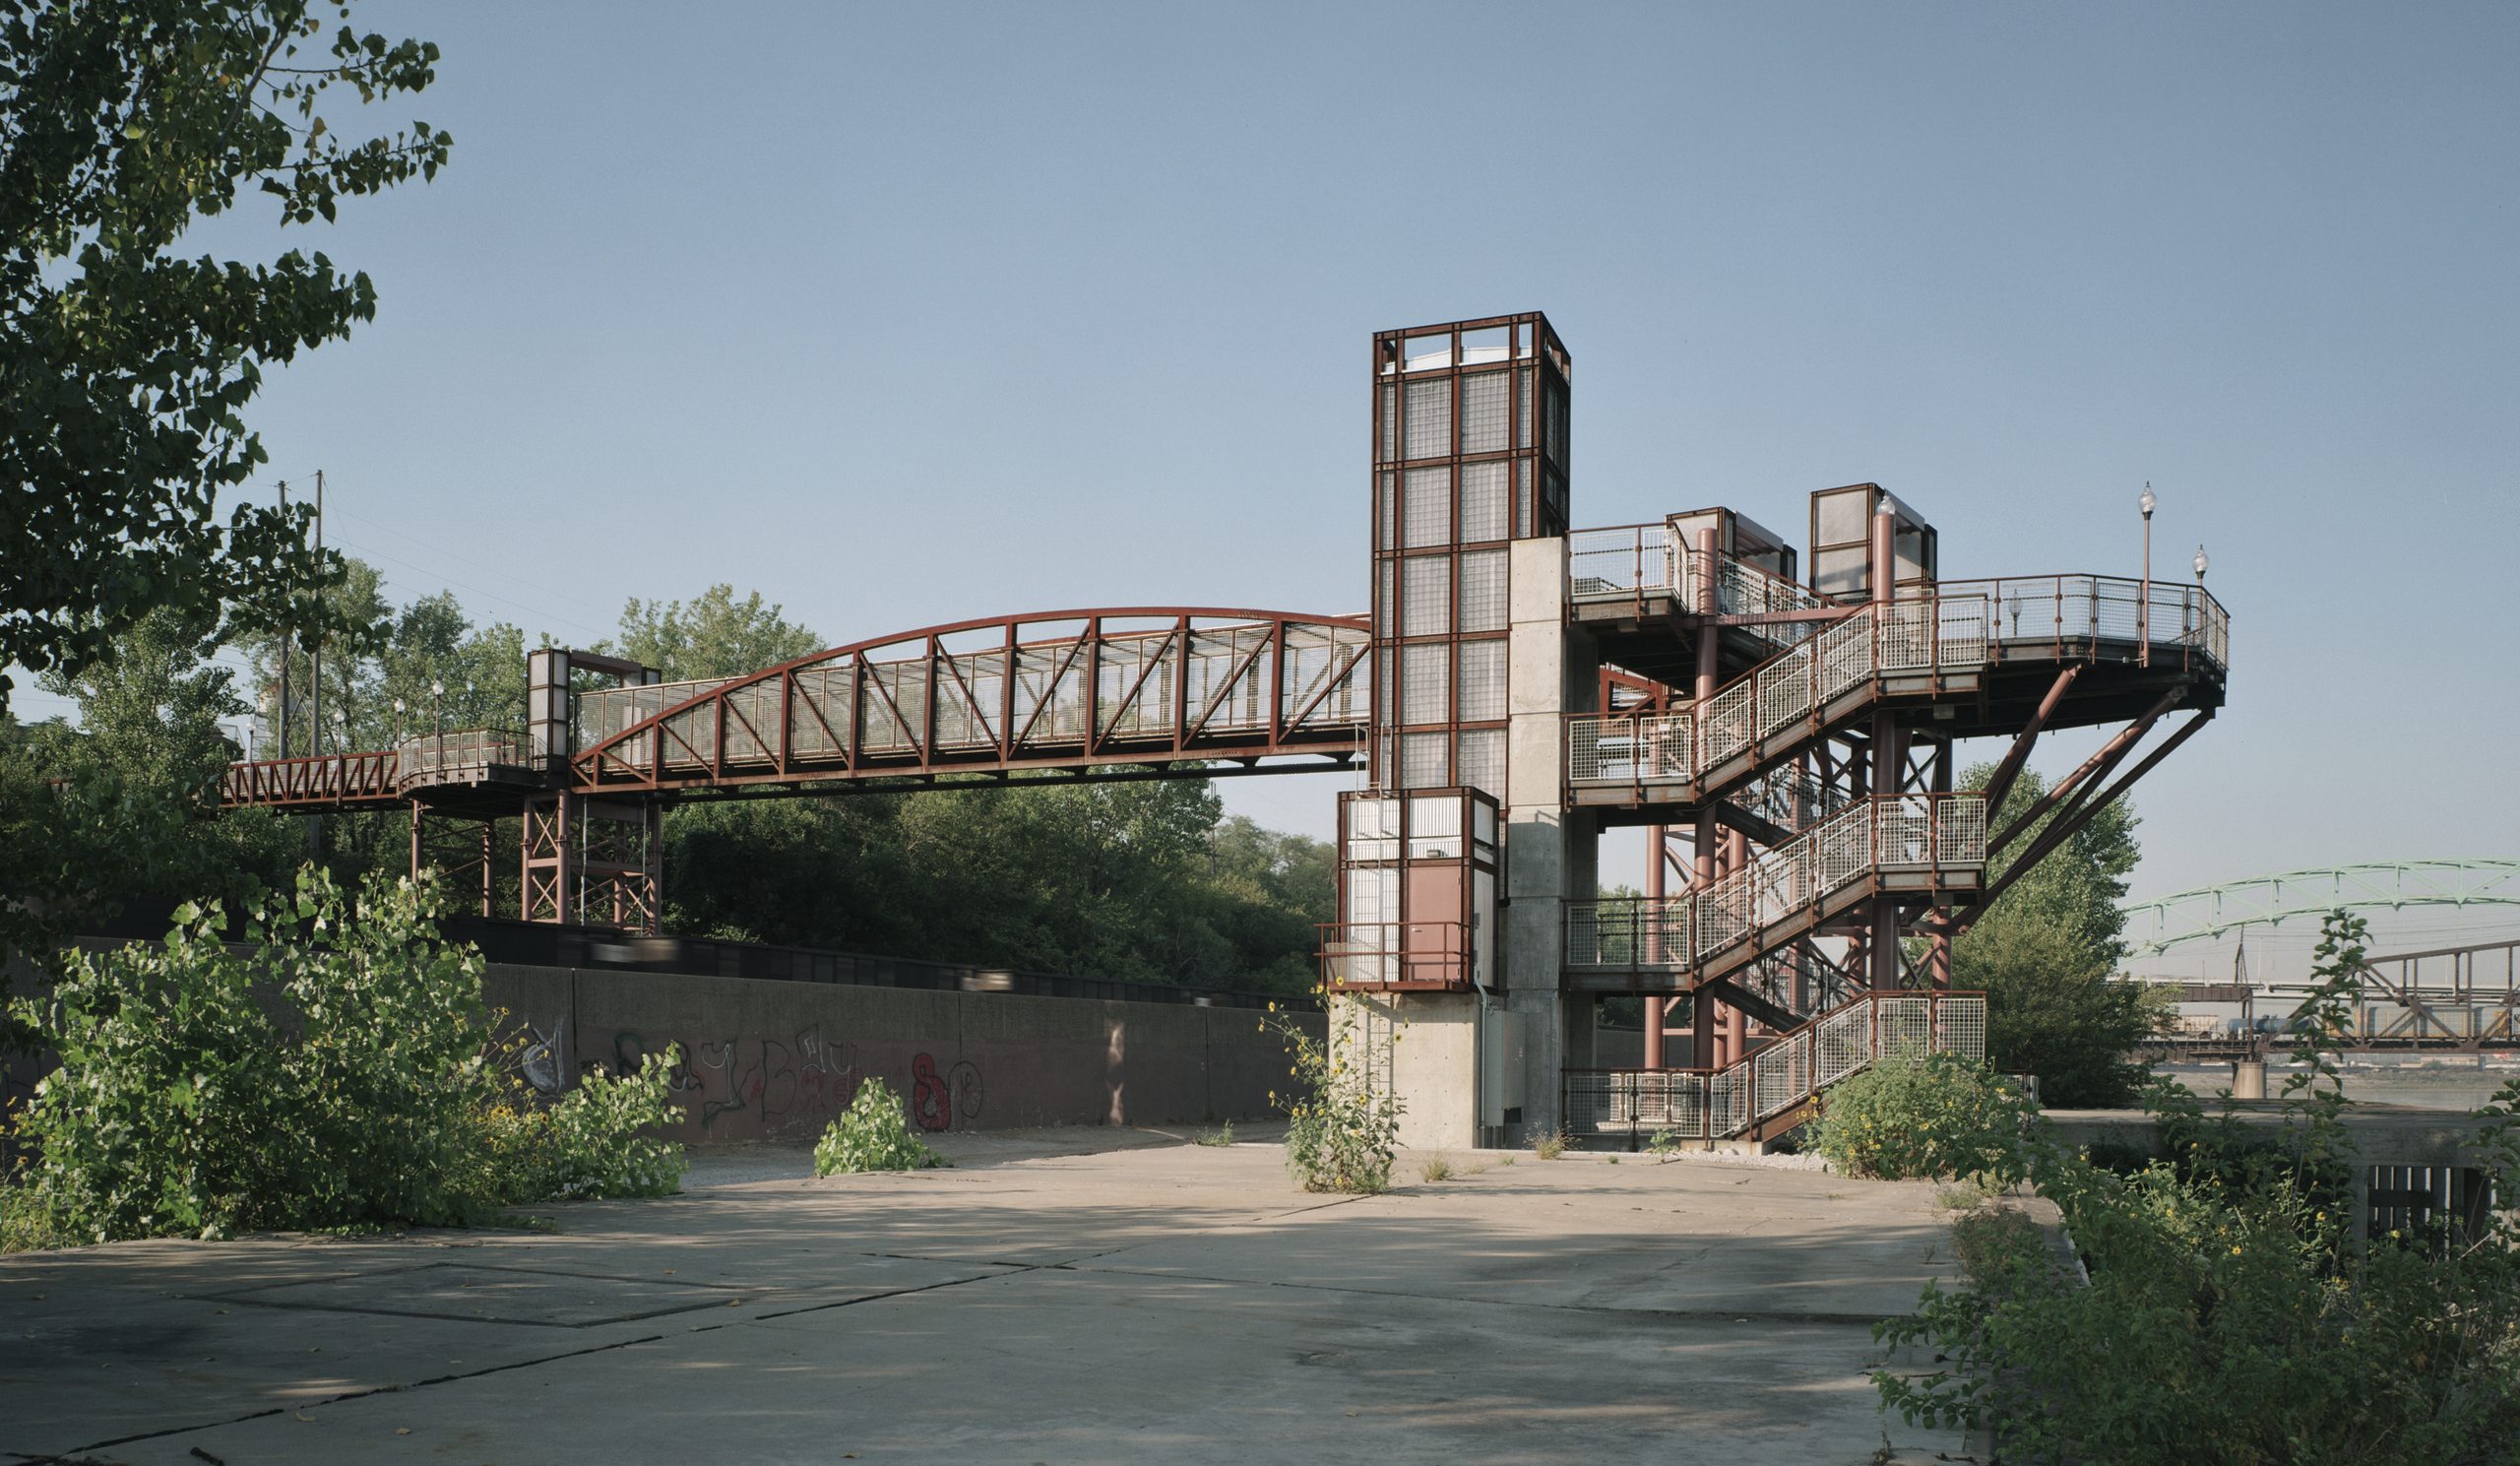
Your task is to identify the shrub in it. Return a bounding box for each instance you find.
[1808,1048,2038,1181]
[1265,1002,1400,1194]
[1877,914,2520,1464]
[0,868,685,1245]
[813,1079,944,1175]
[1418,1156,1453,1183]
[1646,1125,1684,1160]
[1195,1120,1235,1148]
[1531,1128,1570,1161]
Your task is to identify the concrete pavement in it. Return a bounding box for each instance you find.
[3,1132,1976,1465]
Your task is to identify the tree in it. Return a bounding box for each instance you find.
[1953,763,2157,1107]
[606,586,820,682]
[0,2,451,716]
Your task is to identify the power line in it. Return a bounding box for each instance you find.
[331,507,625,630]
[328,536,617,643]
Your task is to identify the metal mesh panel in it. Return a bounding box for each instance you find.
[1379,382,1396,463]
[1937,995,1987,1061]
[1701,680,1755,768]
[1564,899,1690,970]
[1755,643,1815,738]
[1711,1065,1751,1137]
[1460,462,1509,542]
[1399,732,1447,789]
[1877,995,1932,1056]
[1566,526,1676,600]
[1401,556,1451,637]
[1460,370,1510,454]
[1517,367,1533,449]
[1403,467,1451,547]
[1404,378,1451,460]
[1814,1000,1873,1086]
[1455,728,1503,798]
[1458,549,1507,632]
[788,666,852,757]
[1567,711,1693,784]
[1755,1033,1813,1119]
[1401,643,1449,724]
[1938,793,1988,866]
[1456,640,1505,721]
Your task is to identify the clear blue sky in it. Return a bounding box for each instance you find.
[30,2,2517,960]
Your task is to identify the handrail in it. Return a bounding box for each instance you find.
[1564,793,1986,974]
[1564,988,1987,1141]
[1316,920,1474,988]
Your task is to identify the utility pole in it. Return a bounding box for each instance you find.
[276,479,291,757]
[310,470,325,755]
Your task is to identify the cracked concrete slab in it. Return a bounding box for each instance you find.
[2,1136,1976,1465]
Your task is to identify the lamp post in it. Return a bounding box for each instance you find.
[2193,544,2209,583]
[431,679,445,772]
[2137,483,2157,667]
[393,696,407,743]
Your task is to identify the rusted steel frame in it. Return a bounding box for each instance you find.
[935,641,996,750]
[776,669,794,777]
[1689,606,1864,629]
[566,606,1364,779]
[1999,700,2201,876]
[1283,636,1362,732]
[1182,630,1273,744]
[1266,618,1288,749]
[1082,617,1104,756]
[595,749,1363,801]
[1011,634,1089,749]
[921,634,943,773]
[1976,665,2076,815]
[998,620,1020,761]
[1169,614,1193,753]
[1967,709,2207,921]
[1098,626,1178,751]
[858,649,919,765]
[1988,684,2183,855]
[719,679,778,770]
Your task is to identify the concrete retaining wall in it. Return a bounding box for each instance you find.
[485,964,1319,1145]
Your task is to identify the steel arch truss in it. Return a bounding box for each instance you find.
[568,608,1374,796]
[2123,860,2520,956]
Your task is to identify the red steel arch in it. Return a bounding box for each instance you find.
[567,606,1373,796]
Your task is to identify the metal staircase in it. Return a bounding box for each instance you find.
[1563,988,1988,1146]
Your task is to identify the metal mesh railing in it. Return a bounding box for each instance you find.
[1564,990,1987,1145]
[570,617,1371,779]
[1567,711,1694,784]
[1568,525,1680,601]
[1565,899,1692,970]
[1942,574,2229,670]
[1565,599,1989,795]
[395,729,528,783]
[1564,794,1985,975]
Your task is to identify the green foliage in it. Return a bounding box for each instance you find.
[0,1,449,716]
[1808,1049,2040,1181]
[1418,1156,1453,1182]
[0,869,682,1245]
[1268,1004,1401,1194]
[1646,1125,1685,1160]
[1195,1120,1234,1147]
[605,584,821,682]
[1875,913,2520,1464]
[1954,764,2156,1106]
[812,1079,945,1175]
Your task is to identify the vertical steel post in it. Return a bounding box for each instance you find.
[1690,526,1722,1069]
[1869,498,1903,991]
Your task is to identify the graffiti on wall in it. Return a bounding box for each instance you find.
[590,1030,988,1137]
[604,1029,866,1135]
[910,1052,983,1131]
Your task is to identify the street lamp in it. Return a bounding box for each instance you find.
[431,679,445,771]
[2193,544,2210,582]
[393,696,407,742]
[2137,483,2157,667]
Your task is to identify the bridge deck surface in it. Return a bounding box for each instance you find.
[3,1128,1973,1465]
